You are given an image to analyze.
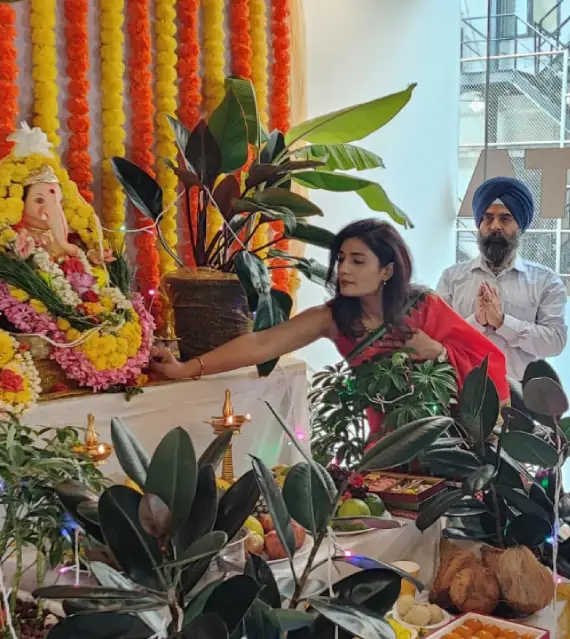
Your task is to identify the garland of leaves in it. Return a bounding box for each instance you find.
[0,5,18,159]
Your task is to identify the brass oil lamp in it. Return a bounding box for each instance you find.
[72,413,113,465]
[206,390,251,482]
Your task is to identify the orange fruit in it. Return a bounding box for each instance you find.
[486,626,501,637]
[457,626,473,639]
[465,620,483,632]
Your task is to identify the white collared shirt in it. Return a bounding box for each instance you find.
[437,255,568,381]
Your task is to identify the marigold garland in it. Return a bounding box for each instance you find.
[154,0,179,277]
[64,0,93,204]
[30,0,60,147]
[249,0,270,252]
[230,0,252,79]
[177,0,201,268]
[249,0,269,128]
[202,0,226,115]
[127,0,162,327]
[0,5,18,160]
[269,0,292,293]
[100,0,126,253]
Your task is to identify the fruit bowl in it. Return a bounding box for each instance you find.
[265,534,314,566]
[392,604,451,631]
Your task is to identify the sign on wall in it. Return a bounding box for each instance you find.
[459,148,570,218]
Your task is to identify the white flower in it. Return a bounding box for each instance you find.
[8,122,54,158]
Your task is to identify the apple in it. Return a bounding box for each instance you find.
[291,521,306,550]
[258,513,274,533]
[264,531,288,560]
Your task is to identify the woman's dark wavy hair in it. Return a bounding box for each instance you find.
[326,219,424,340]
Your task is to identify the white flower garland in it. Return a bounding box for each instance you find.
[32,249,82,307]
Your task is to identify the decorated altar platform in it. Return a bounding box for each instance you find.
[21,357,310,478]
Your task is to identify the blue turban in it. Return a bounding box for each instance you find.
[473,177,534,232]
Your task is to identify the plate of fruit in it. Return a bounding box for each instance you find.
[328,466,396,535]
[244,512,313,565]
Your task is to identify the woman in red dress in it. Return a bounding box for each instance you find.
[152,219,510,440]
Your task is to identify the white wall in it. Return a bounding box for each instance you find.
[296,0,461,372]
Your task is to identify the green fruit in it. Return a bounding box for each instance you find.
[364,494,386,517]
[336,498,370,532]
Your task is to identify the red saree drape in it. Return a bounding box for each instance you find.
[333,293,510,439]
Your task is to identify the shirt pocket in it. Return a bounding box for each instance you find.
[503,300,538,322]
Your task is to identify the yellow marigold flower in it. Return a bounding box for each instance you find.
[116,337,128,353]
[16,390,32,404]
[66,328,81,342]
[56,318,71,331]
[7,286,30,303]
[83,302,104,315]
[100,296,114,312]
[30,299,48,314]
[92,268,108,288]
[1,228,16,242]
[3,392,15,404]
[0,333,15,367]
[94,356,108,371]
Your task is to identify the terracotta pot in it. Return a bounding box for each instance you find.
[165,268,253,361]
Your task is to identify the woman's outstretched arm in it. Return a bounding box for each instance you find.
[151,304,336,380]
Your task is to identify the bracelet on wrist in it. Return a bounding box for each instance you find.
[191,356,204,380]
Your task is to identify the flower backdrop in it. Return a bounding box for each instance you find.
[0,0,306,330]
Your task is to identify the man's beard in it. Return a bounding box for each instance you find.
[477,230,520,268]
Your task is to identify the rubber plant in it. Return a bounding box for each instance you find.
[416,358,570,578]
[34,405,454,638]
[111,77,416,375]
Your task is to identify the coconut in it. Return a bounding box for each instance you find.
[496,546,555,614]
[450,565,500,614]
[430,548,478,607]
[481,545,505,573]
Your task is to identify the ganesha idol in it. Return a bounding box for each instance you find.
[0,123,154,394]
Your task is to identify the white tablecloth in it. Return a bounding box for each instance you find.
[21,357,310,478]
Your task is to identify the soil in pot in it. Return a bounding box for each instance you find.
[1,600,58,639]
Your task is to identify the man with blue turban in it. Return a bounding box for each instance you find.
[437,176,567,381]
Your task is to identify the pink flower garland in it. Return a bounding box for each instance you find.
[0,283,58,334]
[0,283,154,391]
[51,295,154,391]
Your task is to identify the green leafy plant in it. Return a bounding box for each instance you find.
[310,353,457,468]
[111,76,416,375]
[36,405,454,638]
[416,358,570,574]
[0,416,106,617]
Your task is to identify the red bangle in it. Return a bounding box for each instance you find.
[192,356,204,380]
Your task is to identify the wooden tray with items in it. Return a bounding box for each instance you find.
[363,471,446,511]
[428,612,548,639]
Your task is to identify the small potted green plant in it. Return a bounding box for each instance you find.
[0,415,106,636]
[112,77,416,375]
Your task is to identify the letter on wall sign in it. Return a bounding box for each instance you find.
[525,148,570,218]
[459,149,515,217]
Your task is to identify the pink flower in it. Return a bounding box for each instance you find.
[14,231,36,260]
[67,271,96,296]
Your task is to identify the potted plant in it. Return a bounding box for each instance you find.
[0,415,106,636]
[415,358,568,617]
[310,351,458,469]
[35,405,454,638]
[111,77,416,375]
